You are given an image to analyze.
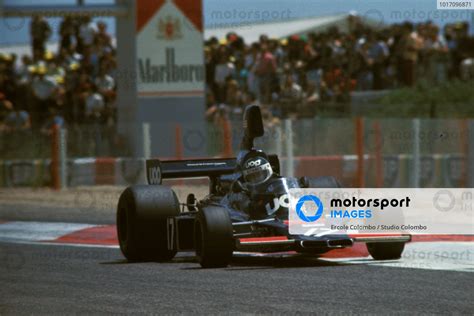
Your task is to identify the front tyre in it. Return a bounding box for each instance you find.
[367,242,405,260]
[195,206,234,268]
[117,185,179,262]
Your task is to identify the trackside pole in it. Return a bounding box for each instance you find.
[222,118,233,157]
[59,127,67,189]
[374,121,383,188]
[142,122,151,159]
[469,120,474,188]
[355,117,365,187]
[175,124,184,185]
[51,125,59,190]
[460,119,468,187]
[412,119,421,188]
[284,119,294,177]
[275,125,283,159]
[51,124,66,190]
[175,124,183,160]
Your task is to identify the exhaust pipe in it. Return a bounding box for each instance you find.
[236,237,355,252]
[326,239,353,248]
[299,239,353,249]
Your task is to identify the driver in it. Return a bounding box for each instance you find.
[240,151,273,186]
[227,150,275,218]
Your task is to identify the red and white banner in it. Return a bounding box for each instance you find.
[136,0,204,97]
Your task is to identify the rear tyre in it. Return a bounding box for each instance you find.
[367,242,405,260]
[117,185,179,262]
[195,206,234,268]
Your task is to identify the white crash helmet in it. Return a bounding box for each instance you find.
[242,155,273,185]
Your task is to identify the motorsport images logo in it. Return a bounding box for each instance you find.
[296,195,324,222]
[290,188,474,235]
[295,193,411,222]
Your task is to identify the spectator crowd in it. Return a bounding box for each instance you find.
[0,14,473,156]
[205,17,474,122]
[0,15,117,139]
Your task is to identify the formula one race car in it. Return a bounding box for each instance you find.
[117,105,410,267]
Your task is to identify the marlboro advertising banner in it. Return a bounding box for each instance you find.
[136,0,204,97]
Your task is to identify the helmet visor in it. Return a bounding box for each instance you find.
[243,163,273,184]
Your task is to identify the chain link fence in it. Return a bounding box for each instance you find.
[0,118,471,159]
[0,117,472,188]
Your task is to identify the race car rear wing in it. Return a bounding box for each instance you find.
[146,155,280,185]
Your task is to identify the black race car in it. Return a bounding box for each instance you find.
[117,105,410,268]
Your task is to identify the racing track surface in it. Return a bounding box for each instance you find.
[0,190,473,314]
[1,241,473,314]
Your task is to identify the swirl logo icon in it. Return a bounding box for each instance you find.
[296,195,324,222]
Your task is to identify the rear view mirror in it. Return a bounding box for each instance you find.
[241,105,264,150]
[243,105,264,138]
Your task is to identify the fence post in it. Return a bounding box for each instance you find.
[142,122,151,159]
[411,119,421,188]
[355,117,365,187]
[468,120,474,188]
[460,119,468,187]
[222,118,233,158]
[59,127,67,189]
[175,124,184,185]
[175,124,183,160]
[284,119,294,177]
[51,125,59,190]
[275,124,283,159]
[374,121,383,188]
[51,124,66,190]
